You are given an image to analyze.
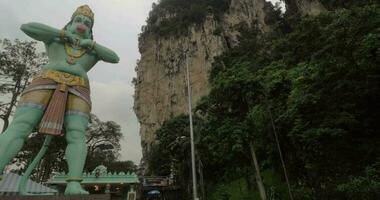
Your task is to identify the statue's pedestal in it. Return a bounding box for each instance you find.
[0,194,110,200]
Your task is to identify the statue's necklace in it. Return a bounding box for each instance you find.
[64,42,87,65]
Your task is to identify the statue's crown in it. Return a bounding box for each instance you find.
[72,5,94,23]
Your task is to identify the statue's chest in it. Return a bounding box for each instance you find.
[46,42,97,65]
[46,43,67,59]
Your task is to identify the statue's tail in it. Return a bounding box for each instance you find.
[19,135,53,195]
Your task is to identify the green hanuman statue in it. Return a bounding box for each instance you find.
[0,5,119,195]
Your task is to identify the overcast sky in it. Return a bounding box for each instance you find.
[0,0,160,164]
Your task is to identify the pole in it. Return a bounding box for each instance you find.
[249,142,267,200]
[186,52,199,200]
[268,107,294,200]
[199,160,205,200]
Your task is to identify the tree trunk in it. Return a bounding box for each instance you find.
[1,85,20,132]
[249,141,267,200]
[2,118,9,133]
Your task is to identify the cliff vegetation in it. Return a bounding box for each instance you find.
[142,0,231,37]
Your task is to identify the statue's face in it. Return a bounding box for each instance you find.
[66,15,93,39]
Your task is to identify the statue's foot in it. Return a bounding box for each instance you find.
[64,182,89,195]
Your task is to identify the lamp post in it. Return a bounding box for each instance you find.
[185,51,199,200]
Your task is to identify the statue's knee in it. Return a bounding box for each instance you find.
[64,116,88,144]
[66,133,86,145]
[6,108,42,136]
[65,127,86,144]
[6,120,35,139]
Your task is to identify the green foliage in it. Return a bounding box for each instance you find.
[147,114,203,199]
[196,4,380,199]
[319,0,380,10]
[106,161,138,174]
[336,161,380,199]
[146,143,171,176]
[142,0,231,37]
[208,177,255,200]
[208,170,290,200]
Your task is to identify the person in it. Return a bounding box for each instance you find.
[0,5,119,195]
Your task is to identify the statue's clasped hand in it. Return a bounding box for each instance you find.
[60,30,95,50]
[61,30,76,43]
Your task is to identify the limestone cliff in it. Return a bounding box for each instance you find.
[285,0,326,16]
[134,0,326,165]
[134,0,271,160]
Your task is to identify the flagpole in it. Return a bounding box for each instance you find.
[185,51,199,200]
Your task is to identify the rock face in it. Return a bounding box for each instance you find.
[134,0,272,163]
[285,0,326,16]
[134,0,325,168]
[296,0,325,15]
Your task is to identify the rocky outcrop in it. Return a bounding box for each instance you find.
[285,0,326,16]
[134,0,274,163]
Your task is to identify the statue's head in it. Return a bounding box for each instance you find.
[64,5,94,39]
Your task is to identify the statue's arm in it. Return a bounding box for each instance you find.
[20,22,61,43]
[93,43,120,63]
[81,40,119,63]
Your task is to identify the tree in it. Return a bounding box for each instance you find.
[336,161,380,200]
[13,133,67,182]
[13,114,124,182]
[84,114,123,172]
[147,114,204,199]
[204,3,380,199]
[0,39,47,132]
[107,160,138,173]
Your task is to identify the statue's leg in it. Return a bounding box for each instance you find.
[0,107,44,174]
[64,114,89,195]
